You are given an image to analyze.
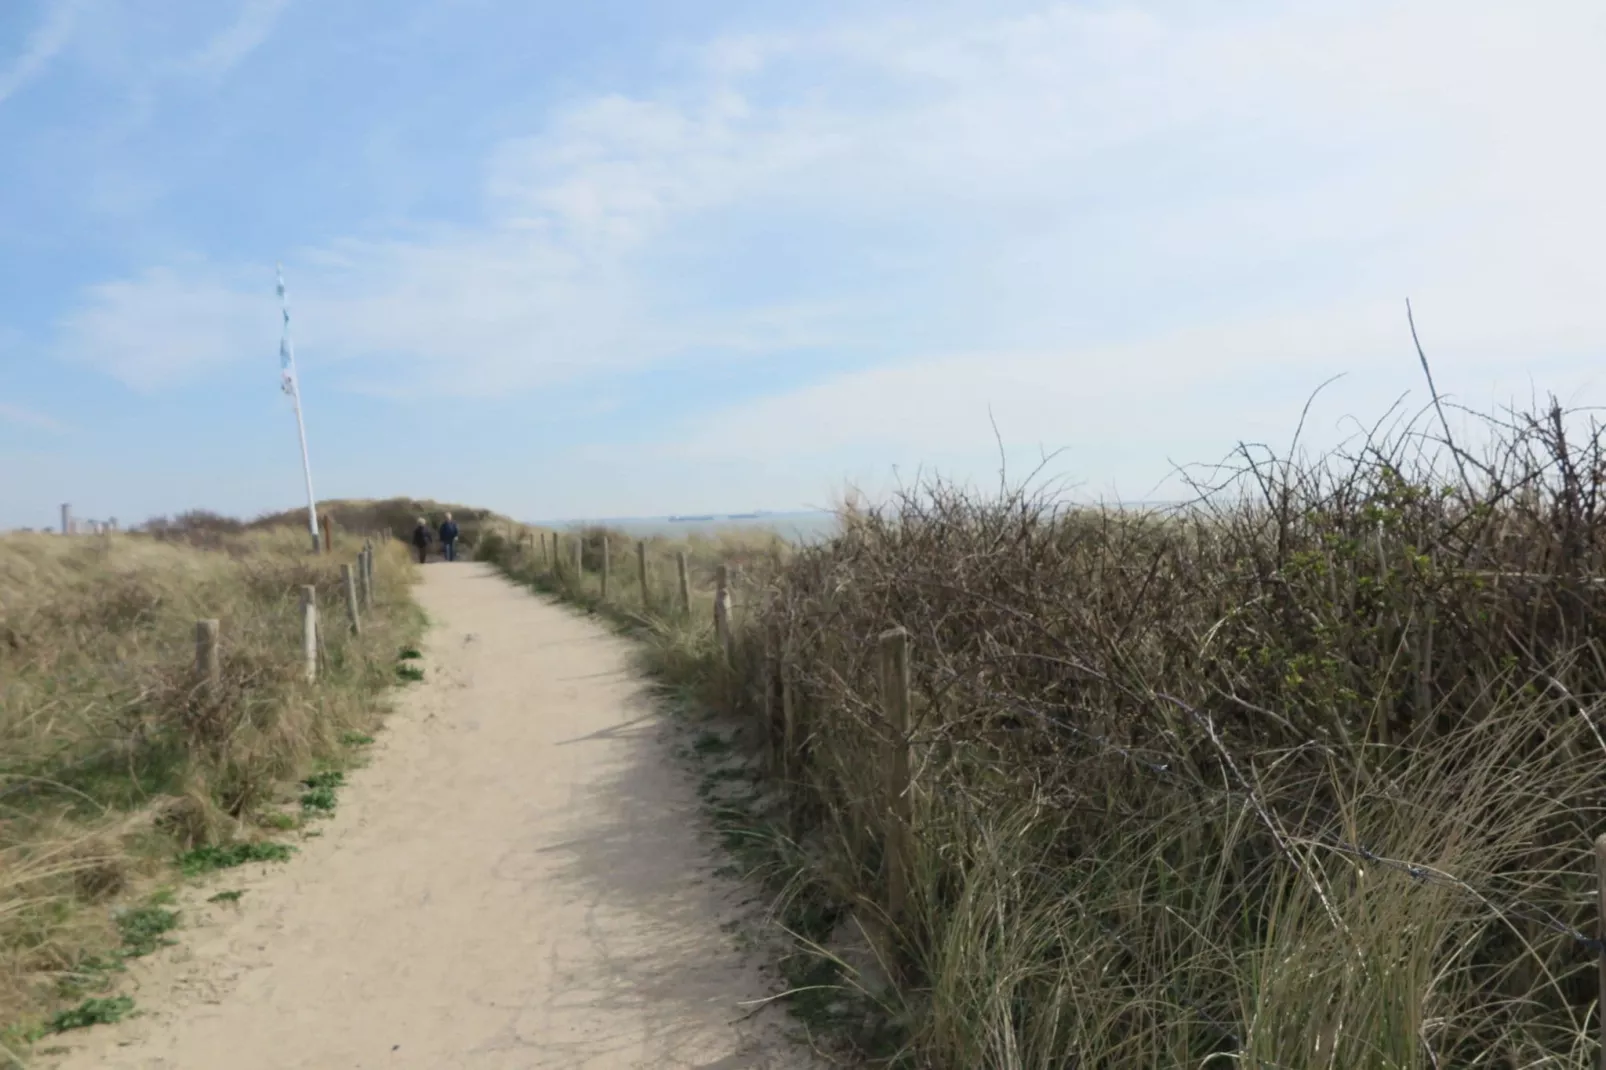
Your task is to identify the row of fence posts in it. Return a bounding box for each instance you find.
[192,539,376,694]
[525,530,696,623]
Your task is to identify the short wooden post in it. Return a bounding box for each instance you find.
[195,619,221,696]
[637,541,649,609]
[762,633,779,773]
[342,563,362,636]
[1596,833,1606,1070]
[301,585,318,683]
[880,626,912,926]
[781,656,796,780]
[573,536,583,579]
[714,564,732,659]
[601,538,611,600]
[542,532,550,567]
[677,551,692,617]
[357,549,371,611]
[321,514,333,554]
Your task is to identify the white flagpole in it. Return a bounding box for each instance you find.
[277,265,321,553]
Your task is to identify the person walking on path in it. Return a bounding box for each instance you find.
[411,517,432,564]
[439,513,461,562]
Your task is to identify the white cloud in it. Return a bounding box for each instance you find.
[182,0,290,79]
[49,0,1606,444]
[56,266,270,389]
[0,0,83,104]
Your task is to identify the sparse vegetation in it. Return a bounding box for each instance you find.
[44,995,135,1035]
[249,497,517,555]
[0,523,421,1046]
[488,395,1606,1067]
[299,771,344,814]
[113,906,178,959]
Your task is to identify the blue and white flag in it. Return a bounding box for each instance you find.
[276,265,298,398]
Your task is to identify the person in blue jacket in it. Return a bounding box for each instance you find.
[438,513,461,562]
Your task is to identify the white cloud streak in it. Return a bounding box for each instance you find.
[0,0,83,104]
[57,266,272,389]
[183,0,290,79]
[0,401,67,433]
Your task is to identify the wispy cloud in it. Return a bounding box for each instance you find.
[0,401,67,433]
[56,265,271,390]
[0,0,83,105]
[183,0,291,80]
[48,0,1606,426]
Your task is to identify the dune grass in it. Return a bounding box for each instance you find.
[0,525,421,1056]
[486,396,1606,1068]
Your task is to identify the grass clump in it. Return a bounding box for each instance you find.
[491,394,1606,1068]
[395,663,425,683]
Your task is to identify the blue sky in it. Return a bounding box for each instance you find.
[2,0,1604,529]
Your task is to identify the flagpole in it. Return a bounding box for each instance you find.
[277,265,321,553]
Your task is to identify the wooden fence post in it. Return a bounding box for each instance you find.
[321,515,333,554]
[762,632,779,773]
[573,536,583,579]
[1596,832,1606,1070]
[301,586,318,683]
[601,538,611,600]
[342,563,362,636]
[781,655,796,780]
[677,551,692,617]
[542,532,550,567]
[196,619,221,696]
[880,626,912,927]
[637,541,649,609]
[714,565,732,659]
[357,548,371,612]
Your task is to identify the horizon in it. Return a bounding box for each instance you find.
[3,0,1604,530]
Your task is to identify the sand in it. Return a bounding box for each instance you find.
[45,563,816,1069]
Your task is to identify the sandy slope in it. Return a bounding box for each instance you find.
[46,563,816,1070]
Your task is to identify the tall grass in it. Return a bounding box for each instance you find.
[489,397,1606,1068]
[0,526,420,1045]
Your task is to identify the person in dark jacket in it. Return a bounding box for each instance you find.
[439,513,461,562]
[411,517,431,564]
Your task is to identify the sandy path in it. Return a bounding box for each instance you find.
[48,563,814,1070]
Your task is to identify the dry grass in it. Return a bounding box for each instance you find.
[0,525,421,1050]
[488,396,1606,1068]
